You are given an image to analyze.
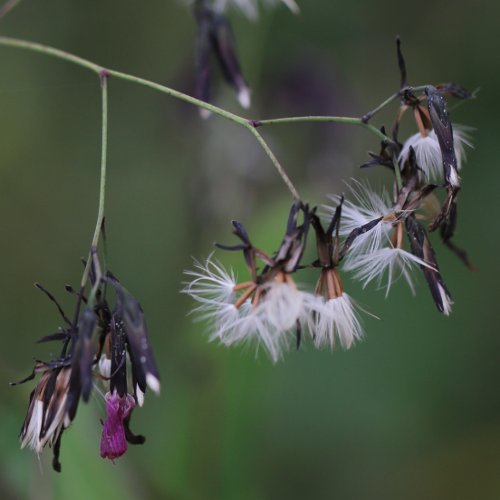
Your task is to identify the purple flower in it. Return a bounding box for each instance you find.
[100,392,136,460]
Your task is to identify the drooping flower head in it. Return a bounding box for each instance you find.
[399,125,472,185]
[327,180,392,262]
[305,198,363,350]
[184,202,310,362]
[325,151,457,312]
[361,39,474,271]
[326,178,432,296]
[13,255,160,471]
[18,366,72,468]
[386,40,474,239]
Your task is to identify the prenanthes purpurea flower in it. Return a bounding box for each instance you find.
[305,198,363,350]
[326,178,433,296]
[357,38,475,307]
[13,256,160,471]
[184,202,311,362]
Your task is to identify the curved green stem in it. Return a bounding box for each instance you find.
[393,161,403,192]
[80,72,108,294]
[245,125,301,200]
[94,72,109,249]
[0,35,403,203]
[0,36,102,72]
[0,36,305,198]
[0,36,246,125]
[361,93,399,123]
[254,116,390,142]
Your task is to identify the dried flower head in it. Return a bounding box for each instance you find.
[305,201,364,349]
[326,181,432,295]
[399,125,473,184]
[327,180,393,261]
[185,203,310,362]
[19,366,72,457]
[185,201,370,358]
[13,257,160,471]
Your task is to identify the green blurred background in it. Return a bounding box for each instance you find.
[1,1,499,499]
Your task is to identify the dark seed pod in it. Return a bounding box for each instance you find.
[405,215,453,315]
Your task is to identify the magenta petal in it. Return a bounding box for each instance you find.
[100,393,136,460]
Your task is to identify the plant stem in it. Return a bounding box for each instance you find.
[253,116,390,142]
[0,36,102,72]
[94,72,109,249]
[0,35,407,201]
[0,35,306,198]
[80,72,108,293]
[245,125,301,200]
[361,85,429,123]
[393,161,403,192]
[361,93,399,123]
[0,36,246,125]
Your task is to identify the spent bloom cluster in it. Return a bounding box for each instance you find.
[184,40,475,360]
[14,256,160,471]
[328,180,434,297]
[184,202,365,362]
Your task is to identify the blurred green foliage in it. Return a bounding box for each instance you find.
[0,1,499,499]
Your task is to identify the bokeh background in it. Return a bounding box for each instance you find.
[0,1,499,499]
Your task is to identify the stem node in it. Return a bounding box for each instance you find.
[99,69,110,87]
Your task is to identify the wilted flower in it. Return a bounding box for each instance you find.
[304,292,362,349]
[19,366,72,460]
[184,203,310,362]
[327,180,393,261]
[185,201,370,357]
[326,181,432,295]
[399,125,472,184]
[13,258,160,471]
[405,214,453,315]
[305,202,363,349]
[349,245,433,296]
[364,40,474,271]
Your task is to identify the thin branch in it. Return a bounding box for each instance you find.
[393,161,403,192]
[0,35,411,203]
[0,36,102,72]
[361,93,399,123]
[246,125,301,200]
[361,85,428,123]
[253,116,391,143]
[0,35,403,145]
[0,36,247,126]
[80,71,109,294]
